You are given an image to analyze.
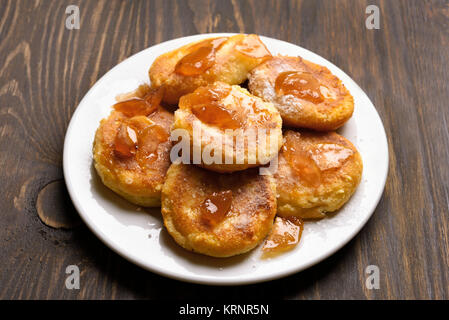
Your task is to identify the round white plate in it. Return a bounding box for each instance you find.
[63,33,388,285]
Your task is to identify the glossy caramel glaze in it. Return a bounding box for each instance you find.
[262,216,304,258]
[179,82,279,130]
[283,132,322,188]
[109,88,169,166]
[114,122,138,158]
[183,83,244,130]
[175,37,228,76]
[113,87,164,117]
[192,104,243,130]
[275,71,324,104]
[200,190,233,228]
[174,82,283,173]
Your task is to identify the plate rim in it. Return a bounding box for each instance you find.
[63,33,389,285]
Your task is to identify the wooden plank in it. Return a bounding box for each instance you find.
[0,0,447,299]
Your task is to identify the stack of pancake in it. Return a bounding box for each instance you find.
[93,34,363,258]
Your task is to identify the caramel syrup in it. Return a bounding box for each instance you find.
[175,37,228,76]
[200,190,233,228]
[112,87,167,163]
[262,216,304,258]
[113,87,164,117]
[275,71,325,104]
[185,84,245,130]
[135,122,169,165]
[113,116,169,165]
[283,133,322,188]
[114,123,138,158]
[192,103,242,130]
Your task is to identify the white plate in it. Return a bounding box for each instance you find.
[63,33,388,285]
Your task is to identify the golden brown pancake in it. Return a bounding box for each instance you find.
[161,163,277,257]
[93,88,174,207]
[248,55,354,131]
[173,81,283,173]
[275,130,363,219]
[149,34,272,104]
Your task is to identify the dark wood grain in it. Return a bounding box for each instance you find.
[0,0,447,299]
[36,180,81,229]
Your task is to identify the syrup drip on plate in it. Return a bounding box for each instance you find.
[262,216,304,258]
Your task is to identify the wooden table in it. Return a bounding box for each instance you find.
[0,0,447,299]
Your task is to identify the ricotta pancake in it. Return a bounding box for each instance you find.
[173,82,283,172]
[275,130,363,219]
[149,34,272,104]
[93,88,174,207]
[248,56,354,131]
[161,163,277,257]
